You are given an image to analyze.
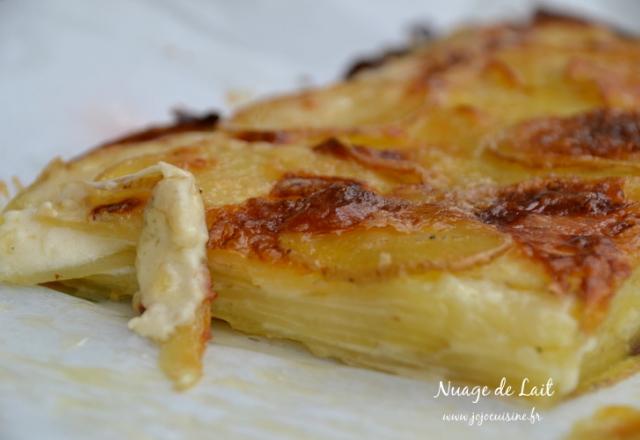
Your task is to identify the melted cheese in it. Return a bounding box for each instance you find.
[126,162,210,341]
[0,162,210,341]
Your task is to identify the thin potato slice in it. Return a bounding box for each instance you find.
[159,299,213,390]
[280,221,510,280]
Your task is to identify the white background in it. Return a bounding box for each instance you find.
[1,1,639,439]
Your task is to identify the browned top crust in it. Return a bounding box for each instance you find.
[205,165,638,325]
[206,174,436,260]
[477,178,638,319]
[230,130,292,144]
[533,8,636,38]
[477,178,627,223]
[343,24,434,80]
[342,8,622,82]
[531,8,596,27]
[97,110,220,148]
[504,109,640,160]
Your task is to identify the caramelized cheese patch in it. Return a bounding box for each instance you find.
[207,175,412,260]
[496,109,640,163]
[231,130,292,144]
[477,178,637,319]
[207,174,509,277]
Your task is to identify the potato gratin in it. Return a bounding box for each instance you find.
[2,11,640,397]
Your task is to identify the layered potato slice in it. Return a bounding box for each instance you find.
[2,11,640,397]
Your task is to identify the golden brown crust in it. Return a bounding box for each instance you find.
[206,174,419,260]
[531,8,595,27]
[476,178,638,323]
[205,170,638,323]
[501,109,640,161]
[96,110,219,149]
[343,25,434,80]
[228,129,294,144]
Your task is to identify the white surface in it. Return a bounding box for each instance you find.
[3,287,640,440]
[1,1,640,439]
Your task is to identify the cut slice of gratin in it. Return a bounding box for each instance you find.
[2,11,640,397]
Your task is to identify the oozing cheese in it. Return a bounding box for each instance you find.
[0,162,210,341]
[126,163,210,341]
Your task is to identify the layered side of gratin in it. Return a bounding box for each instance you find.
[1,11,640,396]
